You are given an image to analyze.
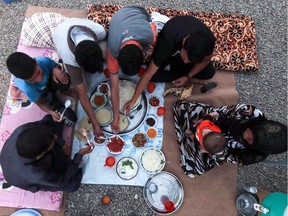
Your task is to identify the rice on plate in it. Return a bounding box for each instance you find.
[118,80,142,112]
[140,148,165,174]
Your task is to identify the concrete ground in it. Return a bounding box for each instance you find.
[0,0,287,215]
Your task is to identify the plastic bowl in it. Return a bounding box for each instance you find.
[144,115,158,128]
[148,95,161,108]
[106,135,125,155]
[90,92,107,109]
[146,127,158,139]
[97,83,110,95]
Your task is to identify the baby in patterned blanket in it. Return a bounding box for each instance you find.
[185,113,227,154]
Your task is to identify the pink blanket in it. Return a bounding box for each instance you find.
[0,21,72,211]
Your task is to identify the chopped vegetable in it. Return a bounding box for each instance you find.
[122,160,134,169]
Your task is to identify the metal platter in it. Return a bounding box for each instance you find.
[90,77,148,135]
[143,171,184,215]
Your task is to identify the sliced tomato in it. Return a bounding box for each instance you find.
[147,82,156,93]
[157,107,166,116]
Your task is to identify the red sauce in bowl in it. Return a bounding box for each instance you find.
[107,137,124,153]
[94,95,105,106]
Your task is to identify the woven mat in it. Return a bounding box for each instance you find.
[1,5,239,216]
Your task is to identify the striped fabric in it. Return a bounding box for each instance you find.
[22,12,67,49]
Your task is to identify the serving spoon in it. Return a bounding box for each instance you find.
[60,99,71,120]
[81,129,94,150]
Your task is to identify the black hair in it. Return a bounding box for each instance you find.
[6,52,36,79]
[202,132,227,154]
[118,44,143,76]
[16,125,55,158]
[183,32,215,64]
[75,40,103,74]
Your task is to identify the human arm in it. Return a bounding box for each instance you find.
[124,60,159,114]
[110,73,120,133]
[52,66,69,84]
[172,54,213,87]
[36,98,61,122]
[66,64,101,136]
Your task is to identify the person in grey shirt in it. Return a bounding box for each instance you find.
[52,18,107,137]
[107,6,157,133]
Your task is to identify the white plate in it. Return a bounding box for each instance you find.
[140,147,165,174]
[116,157,139,180]
[106,135,125,155]
[11,209,42,216]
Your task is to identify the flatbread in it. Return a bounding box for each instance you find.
[75,128,91,142]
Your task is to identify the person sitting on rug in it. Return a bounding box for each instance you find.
[185,113,227,154]
[172,102,287,177]
[107,6,158,133]
[0,115,94,193]
[52,18,107,136]
[6,52,77,126]
[125,15,216,114]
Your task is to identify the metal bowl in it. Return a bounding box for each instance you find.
[140,147,165,174]
[236,193,258,216]
[116,157,139,180]
[143,171,184,215]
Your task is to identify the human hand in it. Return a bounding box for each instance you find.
[93,124,103,137]
[50,111,62,122]
[124,100,135,115]
[172,76,188,87]
[209,112,219,119]
[52,68,69,84]
[111,116,120,134]
[78,143,94,155]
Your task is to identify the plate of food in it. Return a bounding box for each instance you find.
[146,127,158,139]
[97,83,110,95]
[94,133,107,145]
[119,114,129,132]
[90,92,107,109]
[116,157,139,180]
[95,107,113,126]
[75,128,91,142]
[132,133,147,147]
[106,135,125,154]
[90,78,148,136]
[148,95,161,108]
[144,115,158,128]
[140,147,165,174]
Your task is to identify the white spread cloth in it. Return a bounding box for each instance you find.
[71,66,165,186]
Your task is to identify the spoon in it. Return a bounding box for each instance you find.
[81,129,93,150]
[129,104,143,119]
[60,99,71,120]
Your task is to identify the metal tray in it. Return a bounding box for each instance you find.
[143,171,184,215]
[90,77,148,135]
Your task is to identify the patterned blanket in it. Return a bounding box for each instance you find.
[172,102,264,177]
[87,4,259,72]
